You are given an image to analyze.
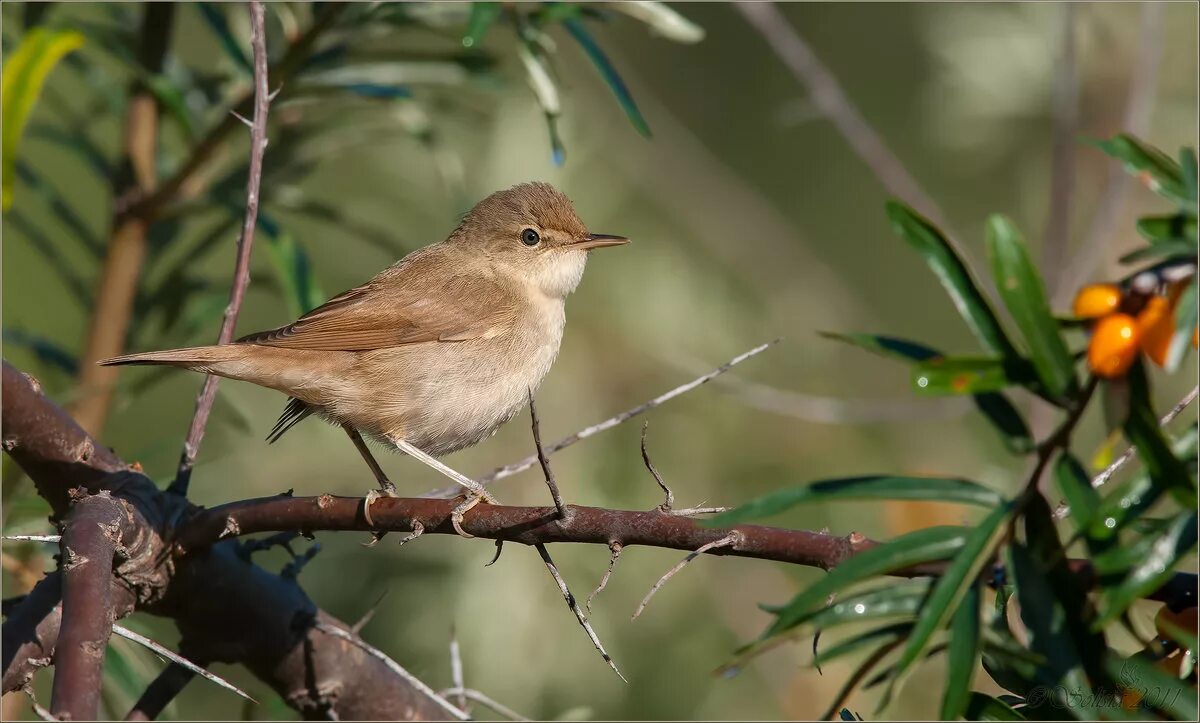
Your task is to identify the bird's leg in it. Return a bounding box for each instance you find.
[344,424,397,528]
[391,437,497,538]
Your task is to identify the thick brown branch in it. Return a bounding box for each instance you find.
[2,573,62,692]
[171,0,271,496]
[50,493,126,720]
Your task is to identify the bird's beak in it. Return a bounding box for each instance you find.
[572,233,630,250]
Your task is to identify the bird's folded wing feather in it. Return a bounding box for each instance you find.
[237,252,517,351]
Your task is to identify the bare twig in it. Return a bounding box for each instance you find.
[586,541,623,614]
[438,687,530,722]
[734,3,966,256]
[2,535,61,543]
[529,393,567,519]
[22,686,55,722]
[51,493,124,720]
[428,340,778,497]
[535,543,627,682]
[1054,2,1166,307]
[448,627,467,714]
[312,620,470,721]
[113,624,254,702]
[124,663,195,721]
[1055,385,1199,519]
[171,0,271,496]
[632,532,740,621]
[1042,4,1079,298]
[640,424,673,511]
[351,590,388,635]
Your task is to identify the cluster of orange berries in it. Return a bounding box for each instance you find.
[1073,276,1197,379]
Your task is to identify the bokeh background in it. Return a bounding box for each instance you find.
[2,2,1197,719]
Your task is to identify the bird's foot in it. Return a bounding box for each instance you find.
[362,485,400,528]
[450,488,497,539]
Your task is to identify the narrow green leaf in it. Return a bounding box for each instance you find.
[1089,417,1196,540]
[1119,240,1198,265]
[964,693,1025,721]
[1089,134,1190,206]
[821,331,1032,451]
[462,2,501,47]
[756,526,969,643]
[795,580,932,631]
[1097,511,1197,626]
[885,504,1010,705]
[1055,454,1100,531]
[884,202,1017,358]
[819,331,940,362]
[2,328,79,376]
[709,476,1003,527]
[1108,654,1198,720]
[911,357,1012,396]
[985,215,1077,399]
[1,27,85,210]
[1181,147,1199,206]
[1135,214,1197,245]
[562,17,652,138]
[814,622,913,668]
[1165,278,1197,372]
[197,3,253,74]
[941,584,981,720]
[1124,362,1195,507]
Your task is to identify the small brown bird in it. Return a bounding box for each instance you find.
[101,182,628,509]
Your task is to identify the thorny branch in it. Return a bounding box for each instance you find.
[171,0,272,497]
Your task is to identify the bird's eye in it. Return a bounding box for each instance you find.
[521,228,540,246]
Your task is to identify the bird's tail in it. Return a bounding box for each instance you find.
[99,345,246,369]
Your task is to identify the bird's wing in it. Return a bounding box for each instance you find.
[237,250,518,351]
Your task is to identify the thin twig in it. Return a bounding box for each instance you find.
[428,340,778,497]
[351,590,389,635]
[312,620,470,721]
[437,688,530,722]
[1054,2,1166,307]
[734,3,967,259]
[1055,385,1199,519]
[170,0,271,496]
[113,624,255,702]
[535,542,627,682]
[529,393,567,519]
[668,506,732,517]
[640,424,672,511]
[1042,4,1079,298]
[632,532,740,621]
[23,686,55,722]
[586,541,623,614]
[448,627,467,714]
[2,535,61,543]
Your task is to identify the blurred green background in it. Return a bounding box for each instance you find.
[2,2,1197,720]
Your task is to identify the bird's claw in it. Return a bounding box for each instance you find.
[450,489,495,538]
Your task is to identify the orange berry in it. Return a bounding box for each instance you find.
[1073,283,1123,319]
[1137,295,1176,367]
[1088,313,1142,378]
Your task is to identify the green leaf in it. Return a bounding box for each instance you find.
[708,476,1003,527]
[814,622,912,668]
[1055,454,1100,531]
[985,215,1077,399]
[820,331,1032,452]
[1089,134,1190,206]
[819,331,940,362]
[1119,240,1198,265]
[755,526,968,643]
[1108,654,1198,720]
[1097,510,1197,626]
[1135,214,1197,245]
[1124,362,1195,507]
[1181,147,1199,205]
[941,584,981,720]
[964,693,1025,721]
[562,17,651,138]
[801,580,932,632]
[612,1,706,43]
[1,27,85,210]
[1165,278,1197,372]
[884,503,1010,706]
[911,357,1013,395]
[2,328,79,376]
[462,2,501,47]
[884,202,1017,359]
[259,215,325,317]
[197,3,253,75]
